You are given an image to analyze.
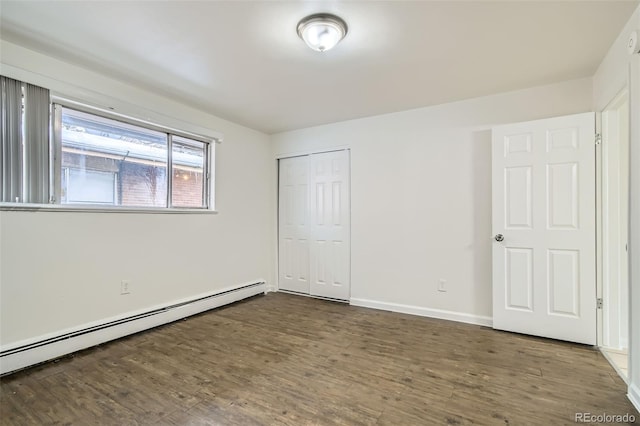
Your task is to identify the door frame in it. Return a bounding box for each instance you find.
[596,87,630,351]
[275,147,352,301]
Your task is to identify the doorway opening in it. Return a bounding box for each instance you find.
[599,88,630,382]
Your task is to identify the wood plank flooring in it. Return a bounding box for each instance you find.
[1,292,638,425]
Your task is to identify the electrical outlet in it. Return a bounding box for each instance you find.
[121,280,131,295]
[438,279,447,292]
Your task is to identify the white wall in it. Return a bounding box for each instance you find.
[272,78,593,323]
[0,41,275,347]
[593,4,640,410]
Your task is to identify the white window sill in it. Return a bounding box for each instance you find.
[0,203,218,214]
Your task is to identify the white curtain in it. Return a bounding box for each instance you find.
[24,82,50,203]
[0,76,23,202]
[0,76,50,203]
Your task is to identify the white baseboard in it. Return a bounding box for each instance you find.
[349,298,493,327]
[0,281,266,376]
[629,383,640,413]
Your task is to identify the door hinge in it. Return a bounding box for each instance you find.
[597,298,603,309]
[595,133,602,145]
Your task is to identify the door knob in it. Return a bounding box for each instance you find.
[494,234,504,242]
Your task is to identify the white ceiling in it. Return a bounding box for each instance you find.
[0,1,637,134]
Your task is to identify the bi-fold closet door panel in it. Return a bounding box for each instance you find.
[278,150,350,301]
[278,156,311,294]
[309,150,350,300]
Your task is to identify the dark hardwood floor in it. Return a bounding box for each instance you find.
[1,292,638,425]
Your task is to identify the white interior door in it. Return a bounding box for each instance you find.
[278,156,310,294]
[492,112,596,345]
[309,150,351,300]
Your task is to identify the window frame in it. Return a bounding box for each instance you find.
[49,99,218,212]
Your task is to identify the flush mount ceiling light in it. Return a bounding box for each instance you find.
[297,13,348,52]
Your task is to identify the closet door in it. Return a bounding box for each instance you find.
[309,150,350,300]
[278,156,310,294]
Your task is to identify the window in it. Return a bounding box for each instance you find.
[0,74,216,211]
[54,105,213,210]
[57,106,170,207]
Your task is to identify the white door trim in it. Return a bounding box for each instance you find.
[275,146,350,160]
[598,88,630,351]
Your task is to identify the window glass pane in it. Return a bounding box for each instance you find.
[172,136,206,208]
[65,168,116,204]
[61,107,168,207]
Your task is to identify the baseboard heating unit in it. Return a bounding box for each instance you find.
[0,281,267,376]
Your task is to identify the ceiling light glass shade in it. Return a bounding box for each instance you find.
[297,14,348,52]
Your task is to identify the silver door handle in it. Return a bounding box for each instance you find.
[494,234,504,242]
